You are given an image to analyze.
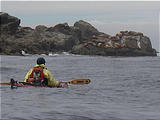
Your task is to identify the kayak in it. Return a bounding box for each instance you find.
[10,79,60,88]
[0,78,91,89]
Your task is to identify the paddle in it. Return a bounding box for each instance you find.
[61,78,91,85]
[0,78,91,85]
[0,82,11,85]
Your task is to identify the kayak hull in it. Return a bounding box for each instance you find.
[10,79,56,88]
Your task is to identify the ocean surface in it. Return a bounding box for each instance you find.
[0,54,160,120]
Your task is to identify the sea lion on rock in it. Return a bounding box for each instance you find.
[109,36,116,39]
[84,41,97,47]
[104,44,112,48]
[136,32,143,36]
[97,43,102,47]
[120,30,128,34]
[114,43,121,48]
[116,32,122,37]
[98,34,110,38]
[91,42,97,46]
[121,44,127,48]
[83,42,88,47]
[98,34,105,37]
[92,35,97,39]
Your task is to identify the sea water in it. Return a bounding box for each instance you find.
[0,55,160,120]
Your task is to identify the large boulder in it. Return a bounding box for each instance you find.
[47,23,81,45]
[120,31,153,52]
[16,26,34,38]
[50,23,71,35]
[139,36,152,51]
[52,33,75,51]
[32,25,78,52]
[74,20,100,41]
[35,25,48,33]
[0,12,20,34]
[121,36,139,49]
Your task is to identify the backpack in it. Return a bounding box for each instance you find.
[29,67,45,85]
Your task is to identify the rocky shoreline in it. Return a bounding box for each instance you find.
[0,12,157,56]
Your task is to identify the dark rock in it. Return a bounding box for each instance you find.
[139,36,152,51]
[71,30,157,56]
[16,26,34,38]
[50,33,74,51]
[70,26,81,44]
[0,12,157,56]
[74,20,100,41]
[128,31,143,36]
[35,25,47,32]
[0,12,20,34]
[51,23,71,35]
[121,36,139,49]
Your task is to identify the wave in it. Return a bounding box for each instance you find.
[48,52,81,57]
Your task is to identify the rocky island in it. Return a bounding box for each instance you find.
[0,12,157,56]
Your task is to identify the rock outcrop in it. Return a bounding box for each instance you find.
[74,20,101,42]
[71,31,157,56]
[0,12,157,56]
[0,12,20,34]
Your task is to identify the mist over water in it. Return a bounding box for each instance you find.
[1,55,160,120]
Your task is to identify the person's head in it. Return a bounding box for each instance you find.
[37,57,46,65]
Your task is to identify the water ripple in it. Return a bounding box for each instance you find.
[1,55,160,120]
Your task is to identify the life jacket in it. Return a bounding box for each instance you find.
[29,67,45,85]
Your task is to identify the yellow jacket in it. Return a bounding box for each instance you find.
[24,64,60,87]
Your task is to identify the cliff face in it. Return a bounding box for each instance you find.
[0,12,157,56]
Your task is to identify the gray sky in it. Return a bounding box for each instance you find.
[1,1,160,51]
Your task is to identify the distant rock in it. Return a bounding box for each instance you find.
[0,12,20,34]
[35,25,48,32]
[33,24,79,52]
[74,20,101,41]
[51,23,71,35]
[71,31,157,56]
[0,12,157,56]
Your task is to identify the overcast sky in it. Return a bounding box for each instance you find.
[1,1,160,51]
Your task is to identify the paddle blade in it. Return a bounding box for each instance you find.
[68,78,91,85]
[0,82,11,85]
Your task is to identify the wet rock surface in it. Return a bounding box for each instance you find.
[0,12,157,56]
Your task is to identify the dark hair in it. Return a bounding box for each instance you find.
[37,57,46,65]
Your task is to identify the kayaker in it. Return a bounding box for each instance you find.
[24,57,67,87]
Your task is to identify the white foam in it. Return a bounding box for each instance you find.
[62,52,70,56]
[48,52,59,57]
[21,50,30,56]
